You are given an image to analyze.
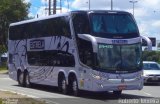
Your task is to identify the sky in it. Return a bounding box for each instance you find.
[24,0,160,40]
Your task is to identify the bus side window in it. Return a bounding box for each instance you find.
[72,13,90,34]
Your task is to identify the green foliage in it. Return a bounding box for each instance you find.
[142,51,160,63]
[0,99,2,104]
[0,45,6,55]
[0,0,30,50]
[0,64,7,71]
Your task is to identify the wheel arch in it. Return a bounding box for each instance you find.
[58,70,67,84]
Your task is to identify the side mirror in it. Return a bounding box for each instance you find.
[141,36,152,51]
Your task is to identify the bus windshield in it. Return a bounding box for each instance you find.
[97,43,142,72]
[90,13,139,38]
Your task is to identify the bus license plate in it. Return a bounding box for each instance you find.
[118,85,126,90]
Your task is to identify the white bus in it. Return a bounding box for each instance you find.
[8,10,143,96]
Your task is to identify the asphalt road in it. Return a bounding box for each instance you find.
[0,74,160,104]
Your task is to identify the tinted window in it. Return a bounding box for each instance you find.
[9,24,27,40]
[97,43,142,72]
[143,63,160,70]
[72,13,90,34]
[9,16,71,40]
[27,51,75,67]
[90,13,139,38]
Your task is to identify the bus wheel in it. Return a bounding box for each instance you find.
[71,78,79,96]
[24,72,32,87]
[113,90,122,96]
[58,76,68,94]
[18,71,25,87]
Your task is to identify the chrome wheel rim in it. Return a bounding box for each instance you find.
[62,79,66,90]
[73,80,77,94]
[26,74,30,86]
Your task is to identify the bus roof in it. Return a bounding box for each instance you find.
[10,12,69,27]
[10,10,131,27]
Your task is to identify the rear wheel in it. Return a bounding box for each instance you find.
[58,76,68,94]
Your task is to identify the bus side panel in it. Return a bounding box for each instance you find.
[8,39,28,81]
[25,36,76,86]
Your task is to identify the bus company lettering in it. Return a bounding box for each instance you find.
[30,39,45,49]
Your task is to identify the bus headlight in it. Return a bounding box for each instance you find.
[92,74,101,80]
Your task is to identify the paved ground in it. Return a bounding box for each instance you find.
[0,74,160,104]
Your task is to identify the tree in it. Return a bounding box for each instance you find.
[142,51,160,63]
[0,0,30,54]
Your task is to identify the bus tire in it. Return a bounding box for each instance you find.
[71,78,79,96]
[113,90,122,96]
[58,75,68,94]
[24,71,32,88]
[17,70,25,87]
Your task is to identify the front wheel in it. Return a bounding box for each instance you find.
[24,72,32,87]
[113,90,122,96]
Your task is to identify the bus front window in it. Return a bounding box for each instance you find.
[97,43,142,72]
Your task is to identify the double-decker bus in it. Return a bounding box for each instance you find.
[8,10,143,96]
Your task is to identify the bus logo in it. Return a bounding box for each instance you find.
[30,39,45,50]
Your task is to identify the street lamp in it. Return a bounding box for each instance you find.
[86,0,90,10]
[89,0,90,10]
[129,0,138,16]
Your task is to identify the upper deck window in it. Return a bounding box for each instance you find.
[90,13,139,38]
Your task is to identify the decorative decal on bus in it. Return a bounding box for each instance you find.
[30,39,45,50]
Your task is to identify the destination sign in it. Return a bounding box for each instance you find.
[112,40,128,44]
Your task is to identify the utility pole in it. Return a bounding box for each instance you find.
[53,0,56,14]
[89,0,90,10]
[49,0,51,15]
[60,0,62,13]
[111,0,113,10]
[129,0,138,16]
[67,0,69,11]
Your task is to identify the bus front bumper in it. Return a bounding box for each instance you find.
[91,78,143,92]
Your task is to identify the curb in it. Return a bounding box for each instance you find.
[0,70,8,74]
[0,89,39,98]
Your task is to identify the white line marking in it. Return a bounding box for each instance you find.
[142,91,152,96]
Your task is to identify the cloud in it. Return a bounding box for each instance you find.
[35,6,69,18]
[24,0,31,3]
[41,0,48,4]
[71,0,110,10]
[28,12,35,18]
[36,6,47,17]
[152,21,160,28]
